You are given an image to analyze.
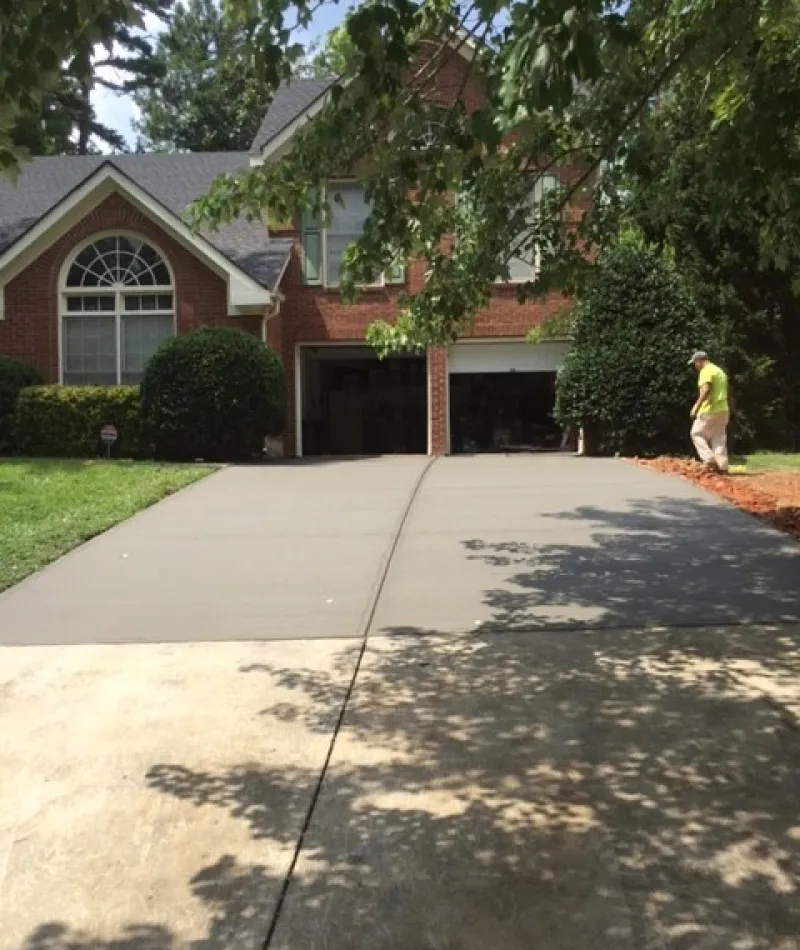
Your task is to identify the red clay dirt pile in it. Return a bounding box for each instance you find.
[637,458,800,543]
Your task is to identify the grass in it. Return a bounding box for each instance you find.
[730,452,800,474]
[0,459,215,592]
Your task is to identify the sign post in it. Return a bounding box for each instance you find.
[100,424,118,459]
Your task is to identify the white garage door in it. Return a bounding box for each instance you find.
[448,340,569,374]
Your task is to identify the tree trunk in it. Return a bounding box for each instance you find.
[76,48,93,155]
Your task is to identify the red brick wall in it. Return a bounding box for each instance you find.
[0,193,259,382]
[268,44,590,456]
[427,348,448,455]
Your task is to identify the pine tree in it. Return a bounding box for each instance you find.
[9,0,172,157]
[74,0,173,154]
[135,0,276,152]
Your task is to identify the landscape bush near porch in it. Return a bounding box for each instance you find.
[140,327,286,462]
[0,356,43,454]
[15,386,147,458]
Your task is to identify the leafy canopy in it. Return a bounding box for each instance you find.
[0,1,171,167]
[607,6,800,448]
[190,0,793,352]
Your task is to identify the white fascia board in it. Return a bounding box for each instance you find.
[0,164,271,318]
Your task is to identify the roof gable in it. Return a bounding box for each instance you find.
[0,153,291,293]
[249,77,337,156]
[249,34,479,161]
[0,161,294,318]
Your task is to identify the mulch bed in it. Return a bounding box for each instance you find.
[637,458,800,543]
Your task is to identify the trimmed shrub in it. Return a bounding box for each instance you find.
[555,241,715,456]
[140,327,286,461]
[14,386,147,458]
[0,356,43,454]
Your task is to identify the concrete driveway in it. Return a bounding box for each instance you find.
[373,455,800,633]
[1,456,799,950]
[0,457,430,644]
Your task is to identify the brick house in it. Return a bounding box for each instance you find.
[0,42,582,458]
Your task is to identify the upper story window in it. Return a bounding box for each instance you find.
[506,174,561,282]
[61,235,175,385]
[300,183,405,288]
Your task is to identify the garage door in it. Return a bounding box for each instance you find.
[299,345,427,456]
[447,340,569,374]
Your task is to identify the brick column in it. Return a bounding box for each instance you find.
[427,347,448,455]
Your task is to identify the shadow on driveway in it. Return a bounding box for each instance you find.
[12,486,800,950]
[18,623,800,950]
[375,494,800,635]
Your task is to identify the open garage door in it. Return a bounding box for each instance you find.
[448,341,569,454]
[299,345,427,456]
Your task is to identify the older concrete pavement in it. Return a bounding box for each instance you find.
[269,625,800,950]
[0,639,358,950]
[1,455,799,950]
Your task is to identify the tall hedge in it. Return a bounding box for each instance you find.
[0,356,43,454]
[14,386,147,458]
[140,327,286,461]
[555,242,715,456]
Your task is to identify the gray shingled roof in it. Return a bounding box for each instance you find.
[0,152,292,291]
[249,76,336,155]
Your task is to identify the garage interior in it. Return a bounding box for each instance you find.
[300,346,427,456]
[449,371,562,453]
[448,342,569,454]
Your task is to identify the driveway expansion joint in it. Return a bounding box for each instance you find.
[260,456,436,950]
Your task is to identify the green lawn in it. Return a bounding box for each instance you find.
[733,452,800,473]
[0,459,214,592]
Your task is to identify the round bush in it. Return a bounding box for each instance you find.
[140,328,287,461]
[555,241,715,456]
[0,356,43,454]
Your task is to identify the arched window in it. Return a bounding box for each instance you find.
[61,235,175,385]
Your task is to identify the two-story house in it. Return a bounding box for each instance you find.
[0,42,582,458]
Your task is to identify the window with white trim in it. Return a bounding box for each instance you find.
[506,174,561,282]
[301,183,405,288]
[61,236,175,385]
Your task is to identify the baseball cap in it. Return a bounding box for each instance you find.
[688,350,708,365]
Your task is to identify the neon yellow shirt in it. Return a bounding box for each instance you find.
[697,362,729,415]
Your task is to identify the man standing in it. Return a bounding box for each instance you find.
[688,351,730,472]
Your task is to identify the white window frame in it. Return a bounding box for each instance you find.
[301,182,406,289]
[502,173,561,284]
[58,232,177,386]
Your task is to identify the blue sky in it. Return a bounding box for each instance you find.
[94,2,351,148]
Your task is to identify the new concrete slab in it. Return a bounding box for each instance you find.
[269,625,800,950]
[0,639,357,950]
[371,456,800,634]
[0,458,428,645]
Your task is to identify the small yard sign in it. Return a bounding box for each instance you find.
[100,424,118,458]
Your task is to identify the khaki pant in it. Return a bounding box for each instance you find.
[691,411,729,470]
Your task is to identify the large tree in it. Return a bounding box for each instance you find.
[190,0,797,353]
[136,4,352,152]
[71,0,173,154]
[135,0,287,152]
[9,80,80,157]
